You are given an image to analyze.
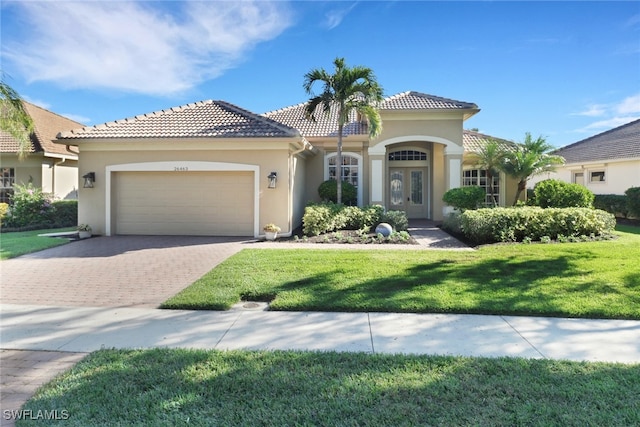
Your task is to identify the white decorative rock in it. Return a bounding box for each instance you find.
[375,223,393,237]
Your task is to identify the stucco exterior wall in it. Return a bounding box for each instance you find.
[529,159,640,195]
[76,140,296,236]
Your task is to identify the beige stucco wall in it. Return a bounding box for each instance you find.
[74,138,301,236]
[0,154,78,199]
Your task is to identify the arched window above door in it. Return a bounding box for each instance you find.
[388,150,427,161]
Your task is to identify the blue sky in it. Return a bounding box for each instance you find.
[1,1,639,148]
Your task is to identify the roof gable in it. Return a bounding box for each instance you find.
[57,100,300,140]
[1,101,82,156]
[463,130,518,154]
[264,91,479,138]
[553,118,640,163]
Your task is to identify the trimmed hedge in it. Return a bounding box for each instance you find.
[460,207,616,245]
[533,179,594,208]
[626,187,640,219]
[593,194,629,218]
[302,203,385,236]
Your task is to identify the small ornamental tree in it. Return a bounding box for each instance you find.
[442,186,486,211]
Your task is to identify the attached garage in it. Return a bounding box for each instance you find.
[114,171,254,236]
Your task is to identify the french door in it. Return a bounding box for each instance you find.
[389,168,428,218]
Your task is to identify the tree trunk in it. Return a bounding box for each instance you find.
[336,122,344,205]
[512,179,527,206]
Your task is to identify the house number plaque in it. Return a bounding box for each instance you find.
[173,167,189,171]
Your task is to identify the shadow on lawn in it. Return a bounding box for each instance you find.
[21,348,640,426]
[274,252,632,318]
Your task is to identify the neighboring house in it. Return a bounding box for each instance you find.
[55,91,522,237]
[529,118,640,195]
[0,101,82,203]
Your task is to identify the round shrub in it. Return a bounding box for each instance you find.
[4,183,55,228]
[533,179,594,208]
[381,210,409,231]
[442,186,486,211]
[318,179,357,206]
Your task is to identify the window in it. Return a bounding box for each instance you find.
[388,150,427,161]
[0,168,15,204]
[590,171,605,183]
[325,153,362,205]
[463,169,500,206]
[573,172,584,186]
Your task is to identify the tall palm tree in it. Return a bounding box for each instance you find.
[474,140,506,207]
[0,74,34,160]
[501,133,565,206]
[303,57,383,204]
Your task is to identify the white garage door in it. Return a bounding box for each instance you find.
[115,171,254,236]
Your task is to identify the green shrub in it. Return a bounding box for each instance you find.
[302,203,384,236]
[533,179,594,208]
[50,200,78,227]
[442,186,486,211]
[0,203,8,227]
[318,180,357,206]
[3,183,55,228]
[593,194,629,218]
[626,187,640,219]
[459,207,616,245]
[441,212,462,235]
[381,210,409,231]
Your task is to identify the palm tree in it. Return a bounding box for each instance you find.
[303,57,383,204]
[0,74,34,160]
[473,140,506,207]
[501,133,565,206]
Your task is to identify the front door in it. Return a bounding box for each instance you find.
[389,168,428,218]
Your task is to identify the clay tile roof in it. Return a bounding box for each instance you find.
[57,100,300,140]
[264,91,479,138]
[463,130,518,154]
[379,91,478,110]
[552,118,640,163]
[0,101,81,156]
[263,102,366,138]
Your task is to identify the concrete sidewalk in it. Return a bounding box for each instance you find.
[2,304,639,363]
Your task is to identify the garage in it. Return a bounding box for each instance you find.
[114,171,254,236]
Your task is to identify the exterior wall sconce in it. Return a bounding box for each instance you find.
[83,172,96,188]
[267,172,277,189]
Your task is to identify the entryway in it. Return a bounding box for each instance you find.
[389,167,428,218]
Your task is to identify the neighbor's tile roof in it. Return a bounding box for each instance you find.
[463,130,518,154]
[0,101,81,156]
[552,118,640,163]
[57,100,300,140]
[264,91,479,138]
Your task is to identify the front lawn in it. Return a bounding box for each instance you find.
[163,229,640,319]
[19,348,640,426]
[0,227,75,260]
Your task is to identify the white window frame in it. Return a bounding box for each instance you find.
[324,152,363,206]
[0,167,15,204]
[589,170,606,183]
[462,168,503,206]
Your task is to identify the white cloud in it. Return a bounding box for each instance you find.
[572,93,640,134]
[3,1,292,96]
[323,3,357,30]
[571,104,607,117]
[616,93,640,115]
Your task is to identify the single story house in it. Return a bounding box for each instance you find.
[529,118,640,195]
[55,91,522,237]
[0,101,82,203]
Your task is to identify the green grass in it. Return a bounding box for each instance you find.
[163,229,640,319]
[19,348,640,426]
[0,227,75,260]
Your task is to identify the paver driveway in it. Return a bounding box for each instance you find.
[0,236,246,308]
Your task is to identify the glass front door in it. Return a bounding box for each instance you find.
[389,168,428,218]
